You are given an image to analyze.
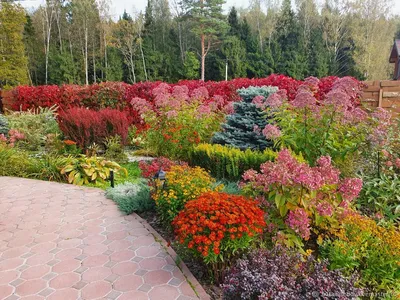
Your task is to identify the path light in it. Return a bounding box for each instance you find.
[153,168,167,190]
[109,170,115,188]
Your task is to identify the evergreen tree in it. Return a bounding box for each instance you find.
[273,0,307,79]
[0,2,29,87]
[212,86,278,150]
[228,7,241,36]
[181,0,228,80]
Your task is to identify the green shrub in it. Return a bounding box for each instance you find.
[321,212,400,294]
[6,106,60,151]
[189,143,276,181]
[358,173,400,223]
[106,181,153,214]
[104,135,128,163]
[30,154,71,182]
[0,114,9,136]
[0,144,34,177]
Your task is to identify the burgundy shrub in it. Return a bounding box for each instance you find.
[58,107,130,148]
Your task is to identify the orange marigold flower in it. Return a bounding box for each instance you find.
[64,139,77,145]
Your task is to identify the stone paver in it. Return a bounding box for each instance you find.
[0,177,209,299]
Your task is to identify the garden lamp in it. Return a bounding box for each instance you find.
[153,168,166,190]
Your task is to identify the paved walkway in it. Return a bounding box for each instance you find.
[0,177,209,300]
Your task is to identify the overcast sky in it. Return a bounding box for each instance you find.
[19,0,400,19]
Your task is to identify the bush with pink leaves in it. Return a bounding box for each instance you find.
[241,149,363,249]
[263,76,388,176]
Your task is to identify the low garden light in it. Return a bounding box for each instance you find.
[153,168,166,190]
[109,170,115,188]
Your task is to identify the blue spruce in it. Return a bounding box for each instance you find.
[212,86,278,150]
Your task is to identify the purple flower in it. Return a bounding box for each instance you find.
[130,97,153,115]
[325,89,352,111]
[265,92,285,108]
[191,87,209,100]
[262,124,281,140]
[292,91,316,109]
[172,85,189,102]
[304,76,320,88]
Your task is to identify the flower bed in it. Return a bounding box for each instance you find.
[2,74,399,299]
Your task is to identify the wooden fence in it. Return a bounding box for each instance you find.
[362,80,400,115]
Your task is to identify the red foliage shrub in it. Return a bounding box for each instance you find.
[8,75,362,128]
[58,107,130,148]
[138,157,187,178]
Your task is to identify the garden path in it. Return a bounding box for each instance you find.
[0,177,209,300]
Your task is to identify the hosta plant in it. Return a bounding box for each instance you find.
[60,155,127,186]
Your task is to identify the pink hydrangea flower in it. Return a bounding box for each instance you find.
[316,202,334,217]
[152,82,171,97]
[223,102,235,114]
[382,149,390,157]
[338,178,363,201]
[304,76,320,88]
[8,129,25,143]
[262,124,281,140]
[372,107,391,125]
[285,208,311,240]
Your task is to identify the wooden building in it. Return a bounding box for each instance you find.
[389,39,400,80]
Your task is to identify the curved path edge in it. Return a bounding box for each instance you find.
[0,177,210,300]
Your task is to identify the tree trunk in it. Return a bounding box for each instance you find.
[129,53,136,83]
[85,25,88,85]
[92,39,96,83]
[201,34,205,81]
[104,31,107,80]
[139,38,148,81]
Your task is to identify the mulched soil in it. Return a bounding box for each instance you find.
[138,210,223,299]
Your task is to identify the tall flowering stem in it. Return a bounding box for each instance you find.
[270,77,386,168]
[241,149,362,250]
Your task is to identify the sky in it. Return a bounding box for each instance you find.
[19,0,400,19]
